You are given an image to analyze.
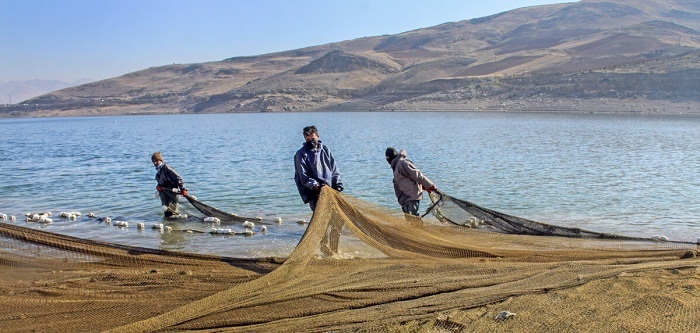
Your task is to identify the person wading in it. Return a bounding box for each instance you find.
[152,151,188,218]
[294,126,344,255]
[293,125,344,211]
[385,147,437,217]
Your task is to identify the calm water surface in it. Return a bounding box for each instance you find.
[1,112,700,256]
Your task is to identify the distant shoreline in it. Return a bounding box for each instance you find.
[3,97,700,118]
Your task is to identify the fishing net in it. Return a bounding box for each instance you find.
[184,194,281,224]
[1,187,699,332]
[184,194,244,222]
[427,191,698,244]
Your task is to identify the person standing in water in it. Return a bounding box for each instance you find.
[152,151,188,218]
[293,125,344,211]
[294,126,344,256]
[385,147,437,217]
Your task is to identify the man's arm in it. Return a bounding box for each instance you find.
[400,160,434,189]
[326,148,343,190]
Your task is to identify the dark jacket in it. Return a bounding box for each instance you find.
[390,151,434,205]
[294,141,343,203]
[155,162,185,191]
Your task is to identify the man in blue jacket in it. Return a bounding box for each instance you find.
[294,125,344,211]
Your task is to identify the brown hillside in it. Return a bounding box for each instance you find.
[4,0,700,116]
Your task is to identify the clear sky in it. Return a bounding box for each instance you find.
[0,0,572,82]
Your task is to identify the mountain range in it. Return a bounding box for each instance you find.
[3,0,700,117]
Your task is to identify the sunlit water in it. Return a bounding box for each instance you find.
[2,112,700,257]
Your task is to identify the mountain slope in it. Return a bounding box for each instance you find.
[0,79,92,105]
[4,0,700,116]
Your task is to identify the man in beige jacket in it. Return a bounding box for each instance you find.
[385,147,437,216]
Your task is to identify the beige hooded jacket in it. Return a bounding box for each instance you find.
[390,150,435,205]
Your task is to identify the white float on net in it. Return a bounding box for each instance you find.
[203,217,221,224]
[112,221,128,227]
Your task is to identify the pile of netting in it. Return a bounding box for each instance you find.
[1,187,699,332]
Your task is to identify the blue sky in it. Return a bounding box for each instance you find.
[0,0,572,82]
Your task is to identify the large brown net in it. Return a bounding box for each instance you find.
[1,187,699,332]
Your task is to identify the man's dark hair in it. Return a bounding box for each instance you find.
[303,125,318,136]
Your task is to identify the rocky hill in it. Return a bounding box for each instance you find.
[4,0,700,117]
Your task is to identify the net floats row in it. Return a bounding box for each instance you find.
[202,216,288,224]
[209,220,268,236]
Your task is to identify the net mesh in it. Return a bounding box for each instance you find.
[1,187,699,332]
[185,194,252,223]
[427,191,698,244]
[184,194,283,225]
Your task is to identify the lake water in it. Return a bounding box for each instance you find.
[2,112,700,257]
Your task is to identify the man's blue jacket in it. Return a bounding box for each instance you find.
[294,141,343,204]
